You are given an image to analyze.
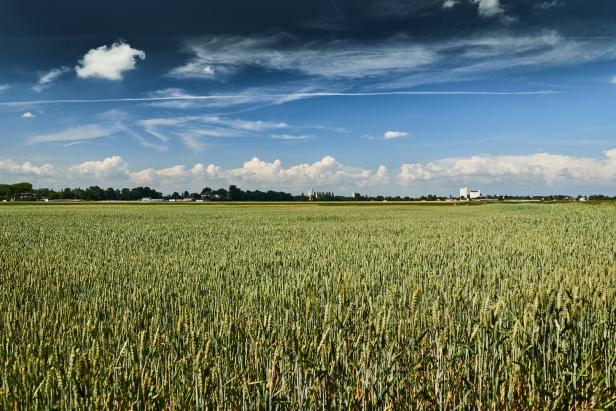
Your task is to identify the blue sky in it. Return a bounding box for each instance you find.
[1,0,616,195]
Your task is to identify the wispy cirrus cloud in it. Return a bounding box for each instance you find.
[0,89,557,108]
[33,66,71,92]
[27,124,119,144]
[271,133,313,141]
[21,110,301,152]
[139,115,289,151]
[169,34,436,79]
[169,31,616,86]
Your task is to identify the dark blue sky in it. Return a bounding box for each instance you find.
[1,0,616,195]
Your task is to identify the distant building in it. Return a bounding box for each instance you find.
[352,192,360,199]
[201,193,221,201]
[460,187,469,200]
[307,188,317,201]
[460,187,482,200]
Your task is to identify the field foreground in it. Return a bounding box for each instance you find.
[1,203,615,409]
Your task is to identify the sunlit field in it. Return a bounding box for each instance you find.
[1,203,615,409]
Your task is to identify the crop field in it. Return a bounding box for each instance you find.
[1,203,615,409]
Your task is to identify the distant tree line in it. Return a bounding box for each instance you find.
[1,181,613,202]
[0,183,162,201]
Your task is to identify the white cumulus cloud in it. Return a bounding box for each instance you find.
[442,0,458,8]
[384,130,410,140]
[217,156,389,188]
[398,149,616,185]
[472,0,504,17]
[366,130,410,140]
[21,112,36,119]
[69,156,130,179]
[0,159,56,177]
[127,156,389,191]
[75,42,145,80]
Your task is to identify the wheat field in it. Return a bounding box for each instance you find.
[1,203,615,409]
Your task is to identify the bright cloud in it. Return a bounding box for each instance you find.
[75,42,145,80]
[366,130,410,140]
[0,84,9,93]
[398,149,616,185]
[442,0,458,9]
[27,124,117,144]
[194,156,390,189]
[610,76,616,84]
[129,164,205,185]
[21,112,36,118]
[383,130,410,140]
[130,156,388,189]
[8,155,388,191]
[33,66,70,92]
[4,150,616,193]
[0,159,56,177]
[472,0,504,17]
[69,156,130,179]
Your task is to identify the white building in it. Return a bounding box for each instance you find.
[460,187,482,200]
[460,187,469,200]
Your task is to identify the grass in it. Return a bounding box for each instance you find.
[1,203,615,409]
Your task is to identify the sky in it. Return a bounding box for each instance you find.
[1,0,616,196]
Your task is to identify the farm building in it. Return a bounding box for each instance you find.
[460,187,482,200]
